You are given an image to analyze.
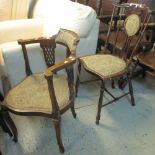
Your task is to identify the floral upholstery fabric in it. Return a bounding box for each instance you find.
[80,54,127,79]
[56,29,79,53]
[4,73,69,114]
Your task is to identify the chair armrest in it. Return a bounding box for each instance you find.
[43,56,76,114]
[44,56,76,77]
[18,37,48,45]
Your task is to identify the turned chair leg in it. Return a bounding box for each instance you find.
[75,62,81,97]
[53,118,65,153]
[75,77,80,97]
[128,76,135,106]
[71,102,76,118]
[1,108,18,142]
[96,81,105,125]
[0,113,11,134]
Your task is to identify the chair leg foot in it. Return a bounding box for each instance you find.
[131,98,135,106]
[58,143,64,154]
[96,106,102,125]
[95,119,99,125]
[53,118,65,153]
[71,104,76,119]
[96,81,105,125]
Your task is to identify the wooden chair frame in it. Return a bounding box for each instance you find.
[1,29,80,153]
[76,3,151,124]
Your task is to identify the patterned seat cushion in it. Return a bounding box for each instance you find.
[80,54,127,79]
[4,73,69,114]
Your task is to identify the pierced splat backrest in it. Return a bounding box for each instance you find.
[18,29,80,76]
[40,39,56,68]
[18,38,56,76]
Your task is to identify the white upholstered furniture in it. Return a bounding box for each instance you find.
[0,0,100,94]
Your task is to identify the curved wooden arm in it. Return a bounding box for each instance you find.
[18,37,48,45]
[44,55,76,77]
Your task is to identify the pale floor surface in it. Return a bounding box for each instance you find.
[0,75,155,155]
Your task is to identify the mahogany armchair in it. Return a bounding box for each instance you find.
[76,3,151,124]
[1,29,80,153]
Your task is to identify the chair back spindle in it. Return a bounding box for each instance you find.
[18,38,56,76]
[104,3,151,67]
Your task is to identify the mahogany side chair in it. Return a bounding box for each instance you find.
[118,0,155,84]
[1,29,80,153]
[76,3,151,124]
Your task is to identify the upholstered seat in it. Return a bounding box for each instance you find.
[80,54,126,79]
[4,73,69,114]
